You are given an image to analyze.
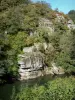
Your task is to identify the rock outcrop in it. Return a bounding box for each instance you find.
[18,43,64,80]
[55,13,65,22]
[51,62,64,75]
[67,20,75,29]
[30,18,54,36]
[39,18,54,34]
[18,52,44,80]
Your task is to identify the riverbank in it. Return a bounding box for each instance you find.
[0,75,75,100]
[0,71,75,85]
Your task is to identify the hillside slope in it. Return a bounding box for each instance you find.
[0,0,75,81]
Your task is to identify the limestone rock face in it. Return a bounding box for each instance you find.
[55,14,65,23]
[29,18,54,36]
[18,52,44,80]
[39,18,54,33]
[18,43,49,80]
[18,52,44,70]
[23,46,34,53]
[18,43,64,80]
[34,43,48,51]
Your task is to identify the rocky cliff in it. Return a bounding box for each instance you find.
[18,43,64,80]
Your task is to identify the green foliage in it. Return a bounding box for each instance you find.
[35,1,51,16]
[0,6,25,34]
[68,10,75,23]
[23,15,39,32]
[44,47,55,67]
[0,0,55,34]
[55,29,75,73]
[36,28,51,43]
[6,32,28,76]
[0,32,10,76]
[25,36,35,46]
[54,22,68,34]
[9,32,28,52]
[0,31,28,79]
[50,33,60,52]
[70,29,75,59]
[42,77,75,100]
[55,52,75,73]
[0,0,31,11]
[0,0,75,82]
[14,77,75,100]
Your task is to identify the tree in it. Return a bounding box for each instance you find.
[70,29,75,59]
[0,33,10,77]
[55,8,59,12]
[0,0,31,11]
[68,10,75,23]
[35,1,51,16]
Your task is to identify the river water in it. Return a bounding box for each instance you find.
[0,74,67,100]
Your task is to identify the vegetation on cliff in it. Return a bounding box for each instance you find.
[0,0,75,83]
[0,0,75,100]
